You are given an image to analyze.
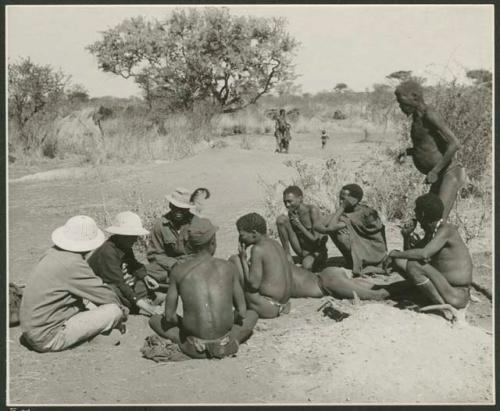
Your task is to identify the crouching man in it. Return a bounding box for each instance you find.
[149,218,258,359]
[386,193,472,312]
[20,216,127,353]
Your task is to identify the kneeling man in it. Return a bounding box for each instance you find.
[149,218,258,359]
[387,193,472,310]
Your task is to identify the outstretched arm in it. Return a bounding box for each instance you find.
[315,203,347,234]
[425,109,460,176]
[390,226,449,261]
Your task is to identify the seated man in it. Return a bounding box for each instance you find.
[88,211,163,316]
[149,218,258,360]
[276,185,328,271]
[20,216,128,353]
[386,193,472,311]
[146,188,200,286]
[230,213,293,318]
[314,184,387,276]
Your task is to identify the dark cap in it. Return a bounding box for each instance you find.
[188,218,219,247]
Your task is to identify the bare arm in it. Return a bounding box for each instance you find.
[247,246,264,292]
[315,204,347,233]
[390,226,449,261]
[164,267,180,323]
[231,267,247,318]
[291,206,321,241]
[426,109,460,175]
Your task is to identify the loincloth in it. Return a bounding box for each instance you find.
[261,295,291,316]
[431,163,467,191]
[185,332,239,359]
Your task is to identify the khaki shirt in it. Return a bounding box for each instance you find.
[20,247,120,345]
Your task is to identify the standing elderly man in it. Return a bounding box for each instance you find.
[20,216,128,353]
[146,188,201,286]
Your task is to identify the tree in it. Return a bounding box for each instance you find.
[66,83,89,103]
[386,70,412,82]
[87,8,298,113]
[466,69,492,87]
[8,57,69,129]
[334,83,348,92]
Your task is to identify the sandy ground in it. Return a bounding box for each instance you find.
[8,130,494,405]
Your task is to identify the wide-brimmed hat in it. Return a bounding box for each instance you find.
[166,187,195,210]
[51,215,105,252]
[105,211,149,236]
[188,218,219,247]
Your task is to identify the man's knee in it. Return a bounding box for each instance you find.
[276,214,289,226]
[99,303,123,323]
[149,314,163,333]
[446,290,469,309]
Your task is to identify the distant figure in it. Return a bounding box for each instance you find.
[276,186,328,272]
[395,80,466,222]
[229,213,293,318]
[149,218,258,359]
[386,193,472,314]
[190,187,211,218]
[321,130,329,149]
[274,109,292,154]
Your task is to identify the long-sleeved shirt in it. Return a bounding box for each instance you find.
[20,247,120,345]
[146,213,199,272]
[88,236,147,306]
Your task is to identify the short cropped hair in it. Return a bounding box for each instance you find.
[236,213,267,234]
[395,80,424,101]
[342,184,363,202]
[415,193,444,222]
[283,185,303,197]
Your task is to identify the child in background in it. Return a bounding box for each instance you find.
[321,130,329,149]
[190,187,211,218]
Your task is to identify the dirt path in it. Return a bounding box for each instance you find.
[8,130,494,405]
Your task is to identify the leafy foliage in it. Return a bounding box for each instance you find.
[87,8,298,112]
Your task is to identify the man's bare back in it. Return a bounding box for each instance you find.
[175,256,236,339]
[426,223,472,287]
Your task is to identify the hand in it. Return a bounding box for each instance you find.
[397,149,407,164]
[144,275,159,290]
[399,218,417,236]
[238,242,247,261]
[289,214,302,228]
[382,254,393,272]
[123,273,135,287]
[425,170,439,184]
[119,305,130,321]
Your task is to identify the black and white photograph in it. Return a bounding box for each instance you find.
[6,3,494,406]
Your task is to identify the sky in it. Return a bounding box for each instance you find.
[6,5,494,98]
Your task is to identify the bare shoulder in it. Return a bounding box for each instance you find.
[437,222,457,238]
[423,106,442,124]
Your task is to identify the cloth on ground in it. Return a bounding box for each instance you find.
[141,334,186,362]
